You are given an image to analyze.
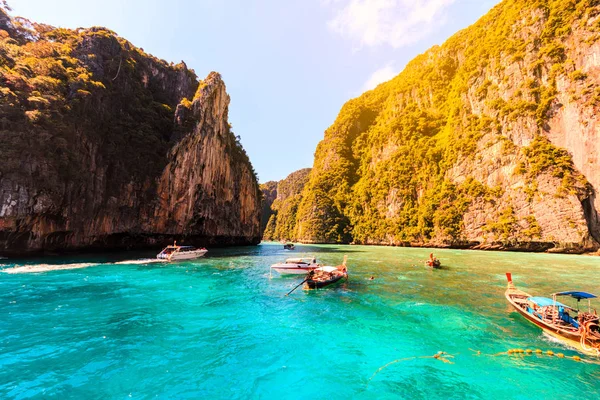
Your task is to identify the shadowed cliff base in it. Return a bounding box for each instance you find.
[294,239,597,254]
[0,232,261,257]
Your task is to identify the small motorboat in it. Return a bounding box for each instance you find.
[505,273,600,357]
[283,243,295,250]
[304,256,348,289]
[157,242,207,261]
[270,257,318,275]
[425,253,441,268]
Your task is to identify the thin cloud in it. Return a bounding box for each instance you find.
[327,0,457,48]
[362,63,398,91]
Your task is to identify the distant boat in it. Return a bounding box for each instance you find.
[270,257,318,275]
[283,243,295,250]
[425,253,441,268]
[505,273,600,357]
[305,256,348,289]
[157,242,207,261]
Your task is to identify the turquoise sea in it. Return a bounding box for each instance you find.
[1,243,599,399]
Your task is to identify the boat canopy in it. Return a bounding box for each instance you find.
[554,291,597,300]
[178,246,196,249]
[528,296,568,308]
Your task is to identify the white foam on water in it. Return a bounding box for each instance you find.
[2,258,167,274]
[2,263,99,274]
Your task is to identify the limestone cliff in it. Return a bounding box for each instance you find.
[297,0,600,253]
[0,8,261,254]
[262,168,311,241]
[259,181,277,235]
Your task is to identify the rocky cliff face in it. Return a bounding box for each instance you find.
[263,168,311,241]
[296,0,600,253]
[259,181,277,235]
[0,9,261,254]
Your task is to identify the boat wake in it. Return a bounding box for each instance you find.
[2,262,99,274]
[541,332,572,349]
[2,258,167,274]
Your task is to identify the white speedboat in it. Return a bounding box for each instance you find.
[157,242,207,261]
[270,257,318,275]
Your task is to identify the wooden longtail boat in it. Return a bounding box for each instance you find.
[505,273,600,357]
[425,258,441,268]
[425,253,441,268]
[304,256,348,290]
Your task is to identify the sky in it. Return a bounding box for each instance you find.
[9,0,499,182]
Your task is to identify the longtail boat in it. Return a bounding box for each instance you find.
[304,256,348,290]
[425,258,441,268]
[505,273,600,357]
[425,253,441,268]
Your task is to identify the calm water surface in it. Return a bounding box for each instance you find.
[1,243,599,399]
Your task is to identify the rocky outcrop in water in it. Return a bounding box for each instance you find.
[295,0,600,253]
[0,8,261,254]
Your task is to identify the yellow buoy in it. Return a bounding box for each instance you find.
[556,353,564,358]
[525,349,533,354]
[546,350,554,356]
[573,356,581,361]
[535,349,542,354]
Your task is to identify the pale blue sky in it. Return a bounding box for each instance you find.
[10,0,499,182]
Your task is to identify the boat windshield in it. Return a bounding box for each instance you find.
[178,246,197,252]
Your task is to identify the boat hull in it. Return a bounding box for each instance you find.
[271,265,316,275]
[305,272,347,289]
[157,250,207,261]
[505,290,599,357]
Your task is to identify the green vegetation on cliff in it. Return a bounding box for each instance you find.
[296,0,597,247]
[262,168,311,241]
[0,8,199,198]
[260,181,277,235]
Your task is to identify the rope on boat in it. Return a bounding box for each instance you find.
[579,321,600,357]
[367,351,454,387]
[468,348,600,364]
